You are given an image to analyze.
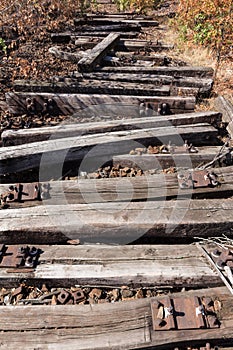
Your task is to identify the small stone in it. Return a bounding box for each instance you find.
[11,286,23,297]
[89,288,102,299]
[146,290,153,298]
[108,289,119,302]
[135,289,144,299]
[51,295,57,305]
[41,284,48,293]
[28,291,37,299]
[88,297,96,304]
[4,295,11,305]
[121,288,133,299]
[67,239,80,245]
[214,299,222,312]
[112,289,119,301]
[16,293,23,302]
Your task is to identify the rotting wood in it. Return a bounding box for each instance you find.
[50,31,138,43]
[77,33,120,72]
[0,124,218,175]
[1,165,233,207]
[5,92,196,115]
[74,17,159,27]
[74,37,174,51]
[13,76,213,97]
[49,47,158,67]
[214,96,233,138]
[74,31,139,38]
[114,51,178,62]
[113,147,232,171]
[0,287,231,349]
[1,198,233,244]
[74,23,142,32]
[96,65,214,77]
[214,96,233,124]
[1,111,221,146]
[48,46,84,62]
[0,244,220,288]
[13,79,171,96]
[75,72,213,93]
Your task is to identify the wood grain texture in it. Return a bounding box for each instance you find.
[13,79,171,96]
[74,37,174,51]
[76,72,213,94]
[96,65,214,77]
[0,244,220,288]
[74,17,159,27]
[1,111,221,146]
[0,287,231,349]
[0,164,232,208]
[214,96,233,124]
[0,123,217,175]
[78,33,120,72]
[5,92,196,115]
[113,145,228,169]
[1,198,233,244]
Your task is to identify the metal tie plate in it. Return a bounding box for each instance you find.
[151,295,219,331]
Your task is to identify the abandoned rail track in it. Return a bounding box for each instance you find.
[1,2,233,349]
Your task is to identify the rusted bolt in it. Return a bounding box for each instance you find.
[207,314,219,327]
[211,249,221,258]
[29,246,38,257]
[216,259,225,270]
[202,297,213,308]
[25,256,34,267]
[153,318,166,328]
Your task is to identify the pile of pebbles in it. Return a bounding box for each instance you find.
[0,283,177,306]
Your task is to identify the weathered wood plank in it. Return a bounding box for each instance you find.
[51,31,138,42]
[1,164,233,208]
[214,96,233,124]
[13,79,171,96]
[5,92,196,116]
[214,96,233,138]
[75,23,142,32]
[78,33,120,72]
[113,145,227,169]
[1,198,233,244]
[74,37,174,51]
[76,71,213,93]
[0,288,231,349]
[0,244,220,288]
[74,17,159,27]
[97,65,214,77]
[0,124,218,175]
[1,111,221,146]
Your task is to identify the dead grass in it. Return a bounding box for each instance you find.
[155,22,233,108]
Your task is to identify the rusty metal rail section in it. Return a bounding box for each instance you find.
[151,295,219,331]
[0,182,50,207]
[0,245,41,269]
[177,170,219,189]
